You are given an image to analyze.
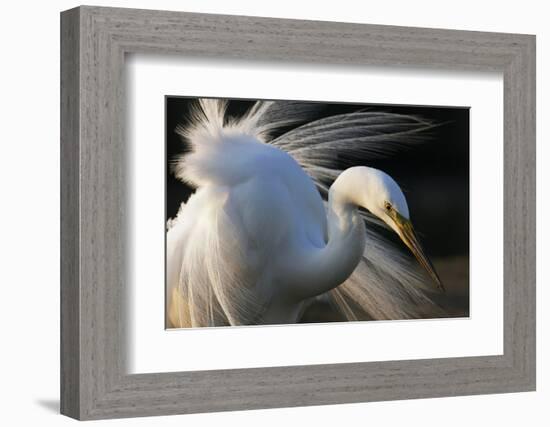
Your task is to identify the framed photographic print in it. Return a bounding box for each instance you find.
[60,6,536,420]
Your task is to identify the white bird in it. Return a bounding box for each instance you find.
[166,99,444,328]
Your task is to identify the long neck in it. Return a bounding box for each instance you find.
[317,196,366,292]
[286,172,367,300]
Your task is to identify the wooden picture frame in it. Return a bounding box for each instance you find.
[60,5,536,420]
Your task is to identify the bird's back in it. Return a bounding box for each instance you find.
[167,130,327,327]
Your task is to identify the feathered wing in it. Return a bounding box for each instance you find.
[167,100,269,328]
[167,187,270,328]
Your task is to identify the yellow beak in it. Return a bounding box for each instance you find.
[392,211,445,292]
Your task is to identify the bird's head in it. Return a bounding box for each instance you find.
[339,166,444,292]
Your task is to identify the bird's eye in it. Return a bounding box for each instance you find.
[384,202,392,211]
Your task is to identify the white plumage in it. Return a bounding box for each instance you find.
[167,99,443,328]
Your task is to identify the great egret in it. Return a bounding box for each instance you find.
[167,99,444,328]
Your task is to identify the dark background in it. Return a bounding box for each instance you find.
[166,97,470,319]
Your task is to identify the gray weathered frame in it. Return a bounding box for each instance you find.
[60,5,536,420]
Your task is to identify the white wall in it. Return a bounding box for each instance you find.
[0,0,546,425]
